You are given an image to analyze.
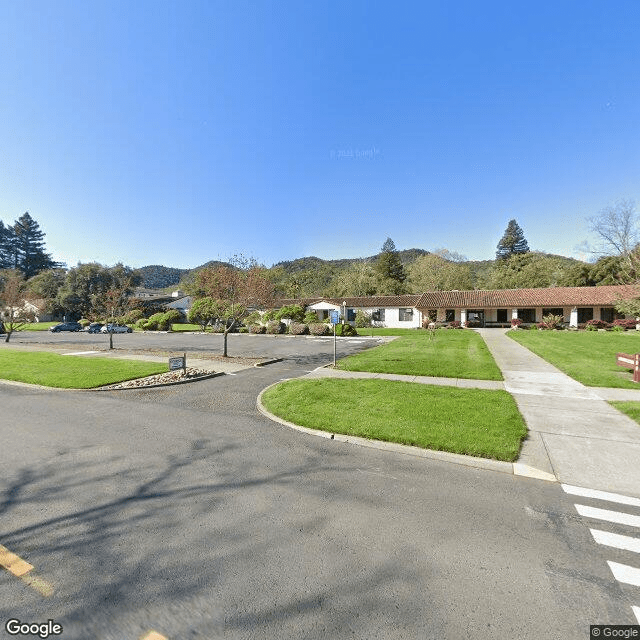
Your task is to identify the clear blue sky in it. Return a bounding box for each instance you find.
[1,1,639,269]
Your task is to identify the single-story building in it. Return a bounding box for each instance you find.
[287,285,640,329]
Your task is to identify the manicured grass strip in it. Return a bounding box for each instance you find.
[610,401,640,425]
[354,328,424,336]
[508,330,640,388]
[16,322,59,331]
[336,329,503,380]
[262,378,526,461]
[0,350,167,388]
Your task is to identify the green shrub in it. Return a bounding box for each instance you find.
[162,309,183,330]
[288,322,309,335]
[262,309,279,322]
[612,324,626,332]
[124,309,145,324]
[244,311,263,326]
[338,323,358,337]
[354,310,372,328]
[276,304,305,323]
[78,318,90,328]
[135,318,148,330]
[145,313,165,330]
[304,311,319,324]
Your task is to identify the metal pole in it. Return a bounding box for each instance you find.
[333,323,336,367]
[183,352,187,376]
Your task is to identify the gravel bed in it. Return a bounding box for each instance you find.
[101,368,215,390]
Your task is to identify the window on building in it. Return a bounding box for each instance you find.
[445,309,455,322]
[496,309,508,323]
[577,308,594,324]
[517,308,536,323]
[428,310,437,321]
[347,309,356,321]
[601,307,616,323]
[372,308,385,322]
[542,308,564,318]
[399,308,414,321]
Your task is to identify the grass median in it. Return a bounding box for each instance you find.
[337,329,503,380]
[508,329,640,388]
[261,378,526,461]
[0,350,167,388]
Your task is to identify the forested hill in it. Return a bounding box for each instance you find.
[136,249,589,297]
[135,260,230,289]
[272,248,430,273]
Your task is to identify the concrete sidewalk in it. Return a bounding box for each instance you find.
[477,328,640,497]
[305,331,640,497]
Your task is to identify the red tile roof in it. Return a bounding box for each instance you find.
[415,285,640,309]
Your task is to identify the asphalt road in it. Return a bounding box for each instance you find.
[0,335,637,639]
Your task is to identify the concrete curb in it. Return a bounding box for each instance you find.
[254,358,284,367]
[256,380,557,481]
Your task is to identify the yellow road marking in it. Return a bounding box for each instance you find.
[20,573,54,597]
[140,632,168,640]
[0,544,33,577]
[0,544,54,596]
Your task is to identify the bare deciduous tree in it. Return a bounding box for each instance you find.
[587,199,639,257]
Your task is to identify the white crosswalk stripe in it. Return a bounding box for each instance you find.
[562,484,640,624]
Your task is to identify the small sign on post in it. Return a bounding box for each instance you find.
[169,353,187,375]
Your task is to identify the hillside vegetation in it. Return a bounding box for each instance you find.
[135,249,587,298]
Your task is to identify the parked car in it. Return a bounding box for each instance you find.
[86,323,104,333]
[49,322,83,332]
[100,324,133,334]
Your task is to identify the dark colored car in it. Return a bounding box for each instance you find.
[48,322,83,332]
[86,323,104,333]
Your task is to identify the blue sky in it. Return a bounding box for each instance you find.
[1,1,639,269]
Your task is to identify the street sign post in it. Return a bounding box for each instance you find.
[330,310,340,366]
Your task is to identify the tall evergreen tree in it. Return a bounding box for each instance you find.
[0,221,17,269]
[496,219,530,259]
[12,212,58,278]
[376,237,407,284]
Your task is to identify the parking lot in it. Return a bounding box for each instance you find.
[5,330,387,366]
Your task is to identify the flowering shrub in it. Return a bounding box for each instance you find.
[585,319,611,330]
[510,318,523,328]
[250,324,266,334]
[536,322,546,330]
[310,323,331,336]
[288,322,309,335]
[613,318,637,330]
[448,320,462,329]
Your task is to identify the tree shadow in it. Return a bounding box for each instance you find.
[0,438,434,639]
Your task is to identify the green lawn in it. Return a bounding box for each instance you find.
[18,322,59,331]
[262,378,526,461]
[0,350,167,388]
[610,401,640,425]
[336,328,503,380]
[508,329,640,388]
[354,327,427,336]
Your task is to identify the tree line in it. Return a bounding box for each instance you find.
[2,203,640,341]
